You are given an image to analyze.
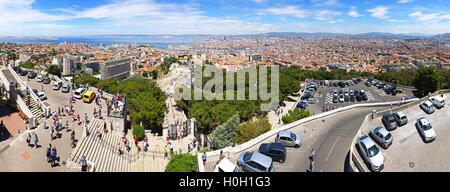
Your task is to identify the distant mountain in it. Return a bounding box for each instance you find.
[434,33,450,39]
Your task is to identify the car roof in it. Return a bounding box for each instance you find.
[423,101,433,106]
[394,111,405,117]
[418,117,429,125]
[359,135,375,148]
[249,152,272,168]
[430,97,444,102]
[216,158,237,172]
[267,142,285,151]
[373,126,389,136]
[278,130,292,137]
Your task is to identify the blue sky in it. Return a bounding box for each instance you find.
[1,0,449,36]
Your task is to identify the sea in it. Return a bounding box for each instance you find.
[0,36,196,49]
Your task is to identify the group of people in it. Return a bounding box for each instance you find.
[46,144,59,167]
[26,132,39,148]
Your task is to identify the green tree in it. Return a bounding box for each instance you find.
[413,66,443,97]
[72,74,100,87]
[211,114,240,149]
[142,71,149,77]
[20,61,34,69]
[48,64,62,77]
[165,153,198,172]
[234,117,271,144]
[132,125,145,140]
[97,78,118,93]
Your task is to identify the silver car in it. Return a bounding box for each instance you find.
[420,101,435,114]
[357,135,385,172]
[275,130,301,148]
[369,126,393,149]
[416,117,436,143]
[392,111,408,126]
[237,151,275,172]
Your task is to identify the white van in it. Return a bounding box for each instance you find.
[429,96,445,108]
[74,88,86,99]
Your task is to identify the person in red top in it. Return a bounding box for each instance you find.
[134,135,138,146]
[144,136,148,143]
[77,114,80,122]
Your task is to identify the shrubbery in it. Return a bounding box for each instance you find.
[234,117,271,144]
[165,153,198,172]
[132,125,145,140]
[282,108,311,124]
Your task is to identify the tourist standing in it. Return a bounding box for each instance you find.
[34,133,39,148]
[26,133,31,147]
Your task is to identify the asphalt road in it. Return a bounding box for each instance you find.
[275,106,389,172]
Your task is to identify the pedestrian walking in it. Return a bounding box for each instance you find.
[50,127,54,140]
[117,143,121,155]
[134,135,138,146]
[311,148,315,161]
[164,145,168,159]
[34,133,39,147]
[26,133,31,147]
[219,150,225,161]
[43,119,47,129]
[202,151,207,166]
[46,144,52,162]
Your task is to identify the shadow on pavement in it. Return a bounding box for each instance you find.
[343,150,353,172]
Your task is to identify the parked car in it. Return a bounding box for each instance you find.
[36,75,44,82]
[62,83,70,93]
[333,95,338,103]
[74,88,86,99]
[360,90,368,100]
[416,117,436,143]
[259,143,287,163]
[365,81,371,87]
[43,77,51,84]
[275,130,301,148]
[19,69,29,76]
[420,101,435,114]
[357,135,385,172]
[391,89,398,96]
[297,101,308,109]
[428,96,445,109]
[237,151,275,172]
[214,158,240,172]
[344,94,349,102]
[27,71,37,79]
[369,126,393,149]
[36,92,47,101]
[355,93,362,102]
[392,111,408,126]
[350,94,355,102]
[339,94,344,103]
[382,113,398,131]
[53,81,62,90]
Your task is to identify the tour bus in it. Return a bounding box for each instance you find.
[74,88,86,99]
[83,91,96,103]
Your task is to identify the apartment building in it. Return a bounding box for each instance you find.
[100,57,131,80]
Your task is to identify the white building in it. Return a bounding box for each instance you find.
[62,56,76,76]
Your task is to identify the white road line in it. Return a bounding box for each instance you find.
[325,136,340,162]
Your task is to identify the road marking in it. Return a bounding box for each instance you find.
[325,136,340,162]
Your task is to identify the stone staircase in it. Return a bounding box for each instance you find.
[18,89,43,121]
[143,139,169,172]
[70,118,134,172]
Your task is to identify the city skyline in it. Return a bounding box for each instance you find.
[1,0,450,36]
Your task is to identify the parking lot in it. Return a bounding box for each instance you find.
[302,79,415,114]
[357,93,450,172]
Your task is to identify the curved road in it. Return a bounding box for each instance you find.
[276,106,389,172]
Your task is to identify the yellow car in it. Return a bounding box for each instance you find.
[83,91,96,103]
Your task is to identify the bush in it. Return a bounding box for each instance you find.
[165,153,198,172]
[211,114,239,149]
[132,125,145,140]
[282,108,311,124]
[234,117,271,144]
[20,62,34,69]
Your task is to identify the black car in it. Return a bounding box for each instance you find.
[333,82,338,87]
[27,71,37,79]
[365,81,371,87]
[391,89,398,96]
[338,81,345,88]
[12,66,19,71]
[382,113,398,131]
[19,69,29,76]
[258,142,286,163]
[350,94,355,102]
[339,89,343,95]
[344,95,349,102]
[355,93,362,101]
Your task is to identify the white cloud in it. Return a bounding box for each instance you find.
[409,11,439,21]
[347,6,361,17]
[315,10,342,21]
[367,6,389,19]
[259,6,307,18]
[398,0,414,3]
